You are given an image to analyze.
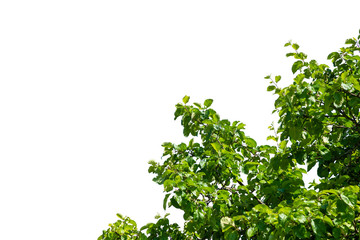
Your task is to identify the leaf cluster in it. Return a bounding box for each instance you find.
[99,31,360,239]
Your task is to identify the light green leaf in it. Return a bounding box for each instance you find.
[341,82,353,91]
[211,142,221,153]
[279,213,288,226]
[279,140,287,150]
[182,95,190,104]
[253,204,270,214]
[292,43,300,50]
[220,217,234,230]
[247,227,257,237]
[212,113,220,122]
[323,215,334,227]
[340,193,354,208]
[292,212,307,223]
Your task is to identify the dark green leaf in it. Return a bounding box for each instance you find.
[163,193,171,210]
[345,38,356,45]
[267,85,276,91]
[292,60,303,74]
[332,228,341,238]
[311,219,326,237]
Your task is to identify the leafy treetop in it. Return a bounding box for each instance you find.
[99,31,360,239]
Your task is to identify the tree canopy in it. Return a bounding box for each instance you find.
[99,31,360,239]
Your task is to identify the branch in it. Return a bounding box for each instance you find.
[337,108,359,128]
[226,165,265,205]
[235,177,265,205]
[340,88,360,98]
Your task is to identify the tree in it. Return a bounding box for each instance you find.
[98,32,360,239]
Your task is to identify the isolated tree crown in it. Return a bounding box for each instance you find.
[99,31,360,239]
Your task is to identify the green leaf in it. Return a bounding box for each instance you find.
[279,140,287,150]
[323,215,334,227]
[336,199,347,212]
[220,217,234,230]
[340,193,354,208]
[292,60,303,74]
[163,179,174,191]
[286,53,295,57]
[267,85,276,91]
[345,38,356,45]
[275,75,281,82]
[311,219,326,237]
[253,204,270,214]
[289,126,302,140]
[204,99,213,108]
[163,193,171,210]
[267,135,277,142]
[182,95,190,104]
[245,137,257,148]
[317,164,329,178]
[341,82,353,91]
[211,142,221,153]
[292,43,300,50]
[333,92,344,108]
[332,228,341,238]
[224,229,239,240]
[294,225,309,239]
[279,213,288,226]
[247,227,257,237]
[170,196,181,209]
[140,223,154,231]
[292,212,307,223]
[212,113,220,122]
[327,52,338,60]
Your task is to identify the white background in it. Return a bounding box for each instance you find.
[0,1,359,239]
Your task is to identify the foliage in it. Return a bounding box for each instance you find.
[99,31,360,239]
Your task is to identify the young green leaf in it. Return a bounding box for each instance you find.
[292,43,300,50]
[182,95,190,104]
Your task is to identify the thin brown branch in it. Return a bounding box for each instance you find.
[235,177,265,205]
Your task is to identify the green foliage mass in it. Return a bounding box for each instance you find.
[99,31,360,239]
